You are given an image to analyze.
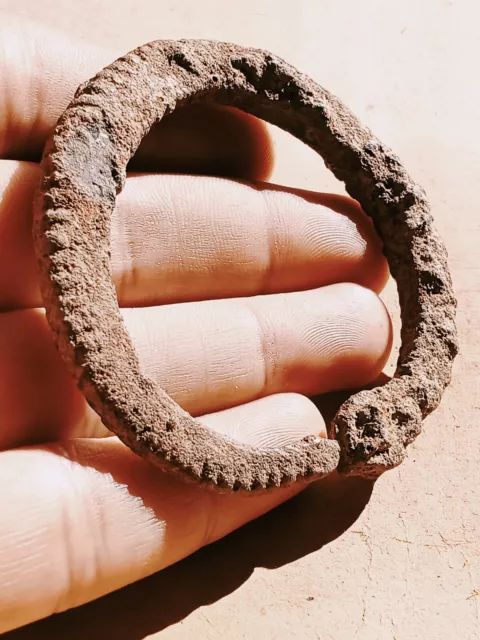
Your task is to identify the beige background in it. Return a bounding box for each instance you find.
[2,1,479,638]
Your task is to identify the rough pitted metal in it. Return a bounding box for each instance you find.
[32,40,458,490]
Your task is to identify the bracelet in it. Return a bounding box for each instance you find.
[33,40,458,490]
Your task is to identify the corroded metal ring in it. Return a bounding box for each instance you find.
[33,40,457,490]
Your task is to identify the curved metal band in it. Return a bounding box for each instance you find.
[33,40,457,489]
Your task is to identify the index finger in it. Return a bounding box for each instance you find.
[0,12,114,159]
[0,12,272,178]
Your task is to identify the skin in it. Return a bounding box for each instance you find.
[0,12,392,633]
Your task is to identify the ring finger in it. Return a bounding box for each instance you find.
[0,283,391,450]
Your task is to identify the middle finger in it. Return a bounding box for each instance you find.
[0,161,388,310]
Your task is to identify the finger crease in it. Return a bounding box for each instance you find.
[116,213,138,303]
[245,301,278,398]
[259,188,278,294]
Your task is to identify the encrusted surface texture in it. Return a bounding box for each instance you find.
[32,39,458,490]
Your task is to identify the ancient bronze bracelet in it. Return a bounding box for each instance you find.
[33,40,458,491]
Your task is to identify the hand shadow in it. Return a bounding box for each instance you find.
[6,382,390,640]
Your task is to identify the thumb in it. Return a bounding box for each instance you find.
[0,393,325,633]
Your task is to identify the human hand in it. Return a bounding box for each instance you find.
[0,14,392,632]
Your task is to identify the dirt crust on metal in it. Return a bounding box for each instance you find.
[33,40,458,490]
